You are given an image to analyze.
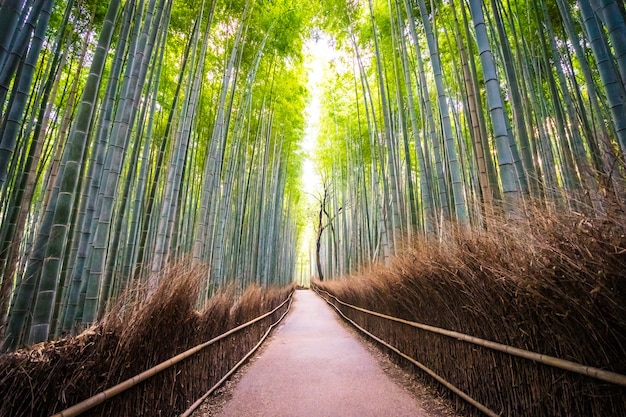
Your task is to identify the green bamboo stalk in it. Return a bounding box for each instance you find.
[25,0,122,344]
[468,0,520,210]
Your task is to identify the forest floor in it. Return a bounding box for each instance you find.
[191,289,457,417]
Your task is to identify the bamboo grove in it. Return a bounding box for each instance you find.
[313,0,626,280]
[0,0,625,351]
[0,0,314,351]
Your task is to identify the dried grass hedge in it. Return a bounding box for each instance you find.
[0,264,294,417]
[316,205,626,416]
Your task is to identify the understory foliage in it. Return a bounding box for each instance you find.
[316,202,626,416]
[0,264,294,417]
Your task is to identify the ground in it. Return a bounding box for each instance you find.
[191,290,458,417]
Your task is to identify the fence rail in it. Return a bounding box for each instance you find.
[313,287,626,387]
[313,286,499,416]
[180,293,293,417]
[52,291,294,417]
[313,285,626,416]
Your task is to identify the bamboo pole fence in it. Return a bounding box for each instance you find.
[314,285,626,415]
[51,291,294,417]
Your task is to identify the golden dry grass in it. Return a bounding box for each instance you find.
[317,204,626,416]
[0,264,294,417]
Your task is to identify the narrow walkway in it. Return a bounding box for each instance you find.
[215,290,437,417]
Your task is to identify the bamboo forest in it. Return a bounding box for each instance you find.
[1,0,625,416]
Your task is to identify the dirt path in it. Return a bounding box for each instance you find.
[197,289,456,417]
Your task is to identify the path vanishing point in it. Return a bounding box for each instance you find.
[199,290,455,417]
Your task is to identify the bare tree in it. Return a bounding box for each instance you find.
[314,179,342,281]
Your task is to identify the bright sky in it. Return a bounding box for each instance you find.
[297,32,338,286]
[302,34,328,192]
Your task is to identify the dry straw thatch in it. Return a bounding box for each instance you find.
[0,263,294,417]
[317,204,626,416]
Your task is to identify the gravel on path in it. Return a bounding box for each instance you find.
[192,289,458,417]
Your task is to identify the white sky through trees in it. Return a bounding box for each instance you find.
[302,33,332,193]
[298,32,337,285]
